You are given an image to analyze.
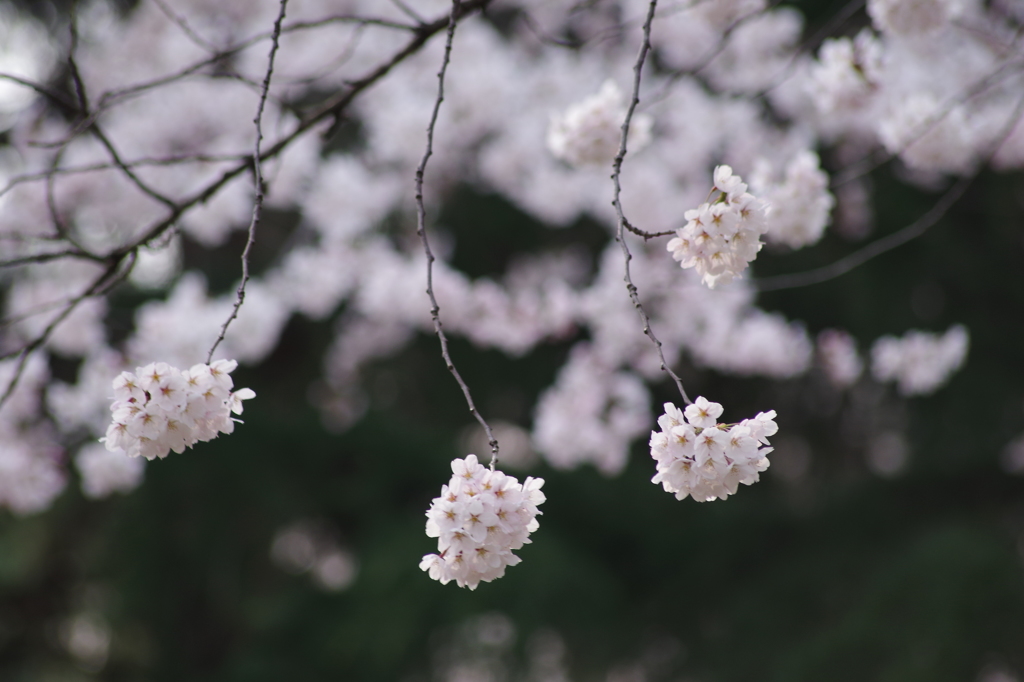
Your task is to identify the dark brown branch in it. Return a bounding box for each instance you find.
[611,0,692,407]
[0,249,102,268]
[207,0,289,364]
[414,0,501,468]
[152,0,220,52]
[0,256,130,410]
[0,153,245,202]
[114,0,493,257]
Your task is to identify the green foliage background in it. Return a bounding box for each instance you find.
[2,1,1024,680]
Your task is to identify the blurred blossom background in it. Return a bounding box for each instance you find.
[1,0,1024,680]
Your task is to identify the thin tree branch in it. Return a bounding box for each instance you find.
[0,249,101,268]
[831,54,1024,188]
[390,0,427,26]
[611,0,692,407]
[755,93,1024,292]
[0,153,245,202]
[0,257,129,410]
[0,73,77,110]
[0,0,492,418]
[96,13,417,112]
[755,175,973,292]
[151,0,220,52]
[414,0,501,468]
[207,0,289,364]
[115,0,493,258]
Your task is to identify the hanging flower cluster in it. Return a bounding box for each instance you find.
[649,397,777,502]
[102,360,255,460]
[420,455,545,590]
[667,166,769,288]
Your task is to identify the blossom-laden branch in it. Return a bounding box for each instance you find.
[0,0,494,418]
[610,0,692,407]
[414,0,501,468]
[207,0,289,364]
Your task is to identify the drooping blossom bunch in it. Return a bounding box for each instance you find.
[667,166,769,288]
[547,80,653,168]
[420,455,545,590]
[103,360,255,461]
[649,397,778,502]
[871,325,969,396]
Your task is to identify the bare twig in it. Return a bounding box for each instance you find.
[0,0,492,417]
[390,0,427,26]
[0,257,129,410]
[831,54,1024,188]
[755,93,1024,292]
[118,0,493,257]
[642,1,782,110]
[152,0,220,52]
[207,0,289,364]
[611,0,691,407]
[0,249,101,269]
[754,175,973,292]
[414,0,501,467]
[622,217,675,241]
[0,72,78,110]
[0,153,244,202]
[96,13,418,112]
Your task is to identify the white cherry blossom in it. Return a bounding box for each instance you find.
[650,399,776,502]
[421,455,545,590]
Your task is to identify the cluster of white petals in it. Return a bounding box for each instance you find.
[871,325,969,395]
[809,30,884,117]
[0,441,66,515]
[667,166,769,288]
[547,80,652,168]
[649,397,777,502]
[752,152,835,249]
[75,443,146,499]
[817,329,864,389]
[532,344,650,476]
[0,356,66,515]
[420,455,545,590]
[867,0,969,36]
[103,360,255,460]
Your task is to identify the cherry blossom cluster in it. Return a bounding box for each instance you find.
[871,325,969,396]
[547,80,652,168]
[817,329,864,389]
[420,455,545,590]
[649,397,778,502]
[751,152,835,249]
[103,360,255,461]
[667,166,769,288]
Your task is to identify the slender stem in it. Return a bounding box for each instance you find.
[414,0,501,468]
[610,0,692,406]
[755,93,1024,292]
[207,0,289,364]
